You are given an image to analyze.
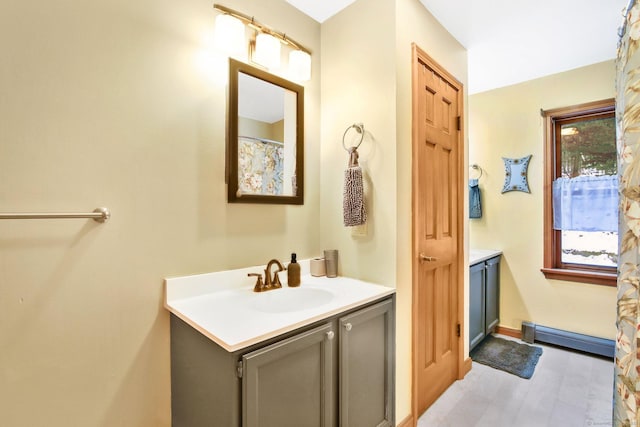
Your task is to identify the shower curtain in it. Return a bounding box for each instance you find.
[615,2,640,425]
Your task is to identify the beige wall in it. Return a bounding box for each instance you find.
[320,0,397,287]
[469,60,617,340]
[273,119,285,142]
[239,118,285,143]
[0,0,320,425]
[321,0,468,421]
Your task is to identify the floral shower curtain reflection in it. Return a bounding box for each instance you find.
[615,2,640,425]
[238,136,285,195]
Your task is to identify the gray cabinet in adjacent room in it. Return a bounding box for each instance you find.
[469,255,500,351]
[170,296,395,427]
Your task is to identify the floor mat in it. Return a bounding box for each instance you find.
[470,335,543,379]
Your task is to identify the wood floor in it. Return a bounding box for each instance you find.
[418,335,614,427]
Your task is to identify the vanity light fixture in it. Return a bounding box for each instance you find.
[253,33,281,69]
[213,12,246,59]
[212,3,312,81]
[288,49,311,81]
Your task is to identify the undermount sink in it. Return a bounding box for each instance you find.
[252,287,334,313]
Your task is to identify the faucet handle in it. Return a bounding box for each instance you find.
[248,273,265,292]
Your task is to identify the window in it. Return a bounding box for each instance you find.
[542,99,617,286]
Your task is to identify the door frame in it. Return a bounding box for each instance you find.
[410,43,466,423]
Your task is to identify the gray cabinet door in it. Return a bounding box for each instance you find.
[469,262,486,350]
[170,314,241,427]
[242,322,336,427]
[339,299,395,427]
[484,256,500,333]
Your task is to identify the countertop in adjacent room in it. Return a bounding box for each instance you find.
[469,249,502,265]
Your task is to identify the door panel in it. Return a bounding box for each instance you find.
[242,323,335,427]
[422,141,437,239]
[485,257,500,332]
[418,268,436,369]
[469,262,486,350]
[339,299,394,427]
[412,45,463,415]
[441,97,453,135]
[438,264,453,354]
[441,147,453,237]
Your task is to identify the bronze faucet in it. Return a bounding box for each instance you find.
[265,259,285,289]
[248,259,287,292]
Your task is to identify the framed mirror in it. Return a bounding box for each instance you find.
[227,58,304,204]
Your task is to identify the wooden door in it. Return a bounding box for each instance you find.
[411,44,463,416]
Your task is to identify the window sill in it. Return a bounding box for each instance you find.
[541,268,616,287]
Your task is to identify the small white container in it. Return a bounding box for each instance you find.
[310,258,326,277]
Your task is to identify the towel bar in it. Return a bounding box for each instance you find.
[0,207,110,223]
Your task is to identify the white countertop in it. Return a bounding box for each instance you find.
[164,262,395,352]
[469,249,502,265]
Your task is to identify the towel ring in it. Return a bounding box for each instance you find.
[342,123,365,152]
[470,164,483,179]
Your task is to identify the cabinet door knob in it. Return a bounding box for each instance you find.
[419,253,437,262]
[344,323,353,331]
[326,331,335,340]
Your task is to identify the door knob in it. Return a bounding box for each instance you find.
[326,331,335,340]
[344,323,353,331]
[419,253,438,262]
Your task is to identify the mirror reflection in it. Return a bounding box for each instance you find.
[227,59,304,204]
[238,73,297,196]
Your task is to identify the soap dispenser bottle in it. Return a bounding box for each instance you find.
[287,253,301,287]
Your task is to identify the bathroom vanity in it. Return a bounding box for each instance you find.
[469,250,502,351]
[165,264,395,427]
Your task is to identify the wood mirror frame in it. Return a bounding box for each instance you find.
[227,58,304,204]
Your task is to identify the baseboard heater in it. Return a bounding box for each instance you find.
[521,322,614,358]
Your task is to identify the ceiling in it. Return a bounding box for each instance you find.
[238,73,285,124]
[287,0,630,94]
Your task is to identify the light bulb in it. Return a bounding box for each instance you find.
[289,50,311,81]
[253,33,281,69]
[214,14,246,59]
